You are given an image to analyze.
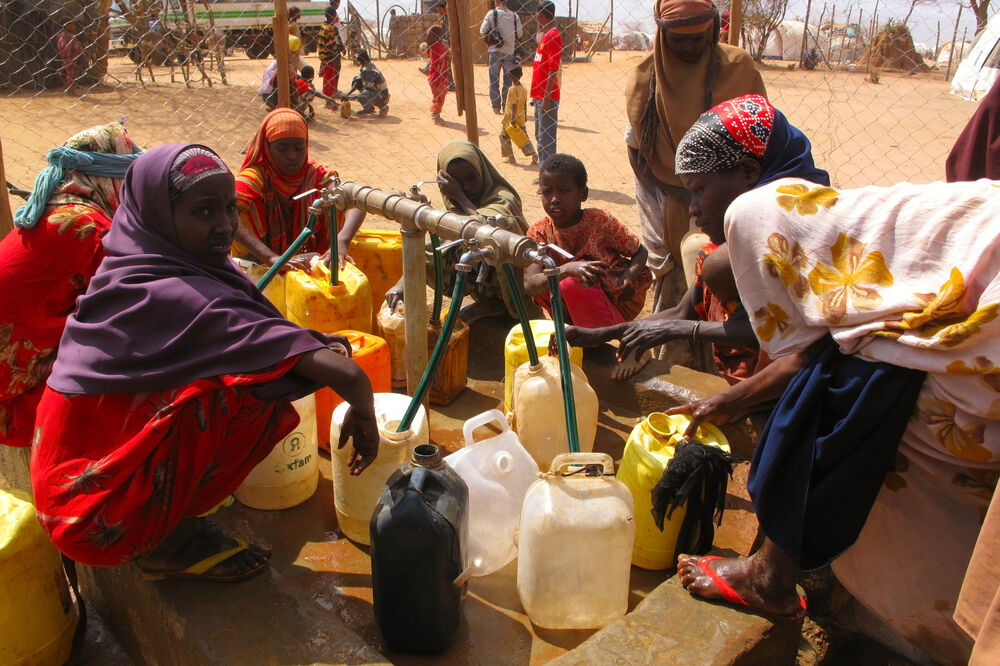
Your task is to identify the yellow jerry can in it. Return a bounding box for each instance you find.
[616,413,730,570]
[0,488,78,665]
[504,123,531,150]
[349,229,403,331]
[285,260,373,334]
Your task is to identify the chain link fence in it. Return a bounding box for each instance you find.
[1,0,993,228]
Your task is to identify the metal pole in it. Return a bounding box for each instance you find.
[729,0,743,46]
[798,0,813,67]
[946,4,963,81]
[401,224,429,400]
[274,0,290,108]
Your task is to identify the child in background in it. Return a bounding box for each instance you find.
[318,3,345,110]
[347,50,390,117]
[57,21,84,95]
[426,25,449,125]
[500,66,537,165]
[294,65,318,121]
[258,34,305,110]
[524,154,651,330]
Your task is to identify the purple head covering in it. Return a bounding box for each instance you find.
[47,143,327,396]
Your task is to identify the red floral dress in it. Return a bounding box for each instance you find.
[526,208,653,320]
[0,204,111,447]
[30,358,301,566]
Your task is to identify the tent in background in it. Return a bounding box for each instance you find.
[951,14,1000,101]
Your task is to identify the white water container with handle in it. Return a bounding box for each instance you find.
[330,392,428,545]
[235,394,318,510]
[517,452,635,630]
[444,409,539,577]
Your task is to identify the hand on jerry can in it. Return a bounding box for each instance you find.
[337,405,380,475]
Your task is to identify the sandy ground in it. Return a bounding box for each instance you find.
[0,51,980,236]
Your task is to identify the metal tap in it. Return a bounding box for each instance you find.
[527,242,572,275]
[407,178,444,203]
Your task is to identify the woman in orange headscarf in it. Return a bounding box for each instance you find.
[235,108,364,271]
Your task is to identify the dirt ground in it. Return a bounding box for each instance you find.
[0,51,980,237]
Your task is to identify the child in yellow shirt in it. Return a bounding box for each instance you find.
[500,66,537,165]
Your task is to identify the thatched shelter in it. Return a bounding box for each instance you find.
[860,22,928,72]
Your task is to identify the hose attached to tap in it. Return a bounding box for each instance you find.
[257,213,318,290]
[501,263,539,367]
[545,269,581,453]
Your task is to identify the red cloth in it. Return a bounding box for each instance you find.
[321,61,341,98]
[530,27,562,101]
[428,42,450,114]
[294,77,311,95]
[0,204,111,447]
[30,358,301,565]
[946,79,1000,182]
[526,208,652,320]
[536,277,627,328]
[57,31,83,87]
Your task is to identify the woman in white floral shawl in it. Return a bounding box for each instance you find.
[671,174,1000,664]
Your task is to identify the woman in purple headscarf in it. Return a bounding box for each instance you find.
[30,144,378,582]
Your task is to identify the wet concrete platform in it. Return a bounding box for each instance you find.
[2,315,791,665]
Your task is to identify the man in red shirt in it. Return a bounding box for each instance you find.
[531,1,561,177]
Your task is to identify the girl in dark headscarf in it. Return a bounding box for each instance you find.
[567,94,829,381]
[31,144,378,582]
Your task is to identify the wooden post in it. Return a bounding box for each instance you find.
[609,0,614,62]
[274,0,291,108]
[0,138,13,240]
[92,0,114,78]
[729,0,743,47]
[946,4,962,81]
[573,0,580,59]
[827,6,835,63]
[934,21,940,59]
[447,0,464,115]
[837,7,851,65]
[401,225,428,400]
[455,0,478,144]
[376,0,382,57]
[798,0,813,66]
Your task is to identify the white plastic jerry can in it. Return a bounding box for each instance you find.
[330,392,429,545]
[235,394,319,510]
[444,409,540,576]
[509,355,599,470]
[517,452,635,630]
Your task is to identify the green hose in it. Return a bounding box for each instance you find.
[501,263,539,366]
[546,272,580,453]
[397,270,468,432]
[257,213,318,290]
[430,234,444,322]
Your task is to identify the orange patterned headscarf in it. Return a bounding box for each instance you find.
[235,109,330,255]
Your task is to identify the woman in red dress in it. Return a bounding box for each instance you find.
[31,144,378,582]
[0,122,140,447]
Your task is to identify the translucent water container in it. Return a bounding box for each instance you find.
[503,320,584,411]
[234,394,318,510]
[349,229,403,331]
[233,257,287,317]
[285,259,373,334]
[377,303,469,402]
[509,355,599,469]
[617,412,730,570]
[376,301,407,389]
[428,317,469,405]
[0,488,79,665]
[330,392,428,545]
[316,330,392,450]
[444,409,539,576]
[517,453,635,630]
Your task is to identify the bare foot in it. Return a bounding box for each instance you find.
[140,517,270,582]
[611,348,651,380]
[564,324,622,348]
[677,552,805,621]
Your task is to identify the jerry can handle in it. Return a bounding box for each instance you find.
[549,452,614,476]
[462,409,510,448]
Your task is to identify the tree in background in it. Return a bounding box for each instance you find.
[965,0,994,35]
[742,0,788,61]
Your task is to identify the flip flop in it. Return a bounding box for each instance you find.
[142,538,269,583]
[694,555,807,622]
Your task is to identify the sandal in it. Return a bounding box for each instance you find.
[142,538,269,583]
[694,555,807,622]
